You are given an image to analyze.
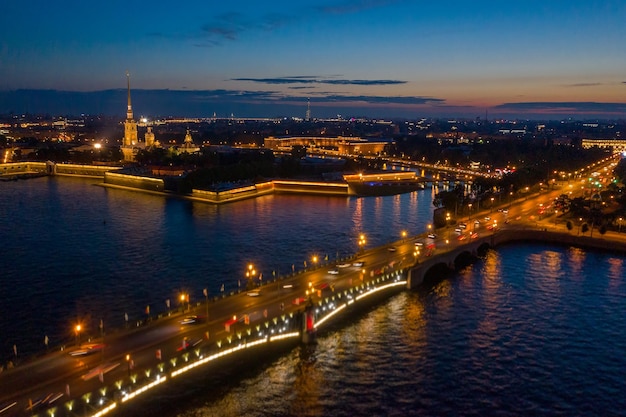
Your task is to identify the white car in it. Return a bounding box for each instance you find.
[387,246,397,252]
[337,263,351,268]
[353,261,364,267]
[247,290,261,297]
[427,233,437,239]
[328,269,340,275]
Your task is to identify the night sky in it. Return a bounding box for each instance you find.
[1,0,625,119]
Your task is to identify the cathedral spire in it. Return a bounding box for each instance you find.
[126,71,133,120]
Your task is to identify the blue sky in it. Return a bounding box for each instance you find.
[1,0,626,119]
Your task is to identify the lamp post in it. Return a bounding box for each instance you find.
[75,324,82,346]
[180,293,189,313]
[468,203,473,220]
[401,230,407,242]
[619,217,623,233]
[246,264,257,290]
[203,288,209,322]
[126,354,131,377]
[358,234,366,253]
[490,197,494,212]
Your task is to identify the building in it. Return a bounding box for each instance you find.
[121,72,142,162]
[179,128,200,153]
[581,138,626,151]
[263,136,392,156]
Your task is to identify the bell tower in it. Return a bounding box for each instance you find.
[123,71,138,147]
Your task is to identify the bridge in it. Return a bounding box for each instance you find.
[1,156,624,417]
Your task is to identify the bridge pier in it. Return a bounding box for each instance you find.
[301,298,316,344]
[406,267,424,290]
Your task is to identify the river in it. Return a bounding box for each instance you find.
[1,176,624,416]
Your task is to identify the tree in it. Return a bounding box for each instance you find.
[581,223,589,235]
[599,225,607,236]
[566,220,573,233]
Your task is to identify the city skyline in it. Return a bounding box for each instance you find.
[1,0,626,119]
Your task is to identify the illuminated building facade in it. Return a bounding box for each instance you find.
[263,136,392,155]
[121,72,140,161]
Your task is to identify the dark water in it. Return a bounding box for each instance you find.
[2,177,625,416]
[0,176,434,359]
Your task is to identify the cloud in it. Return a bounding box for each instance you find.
[494,102,626,114]
[562,83,603,88]
[317,0,402,15]
[165,2,403,47]
[232,76,407,86]
[321,94,443,105]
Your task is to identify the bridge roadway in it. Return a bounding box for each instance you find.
[1,157,623,417]
[0,237,414,416]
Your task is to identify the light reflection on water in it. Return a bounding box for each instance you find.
[2,178,626,416]
[170,244,625,417]
[1,176,433,359]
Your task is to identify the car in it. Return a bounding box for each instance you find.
[68,343,106,357]
[457,234,467,241]
[387,246,397,252]
[292,296,308,305]
[427,233,437,239]
[471,232,479,239]
[502,209,509,214]
[337,263,351,268]
[247,290,261,297]
[484,216,491,221]
[353,261,364,267]
[414,241,424,247]
[180,315,203,325]
[327,269,340,275]
[459,223,467,229]
[282,283,295,289]
[177,337,202,351]
[454,228,462,234]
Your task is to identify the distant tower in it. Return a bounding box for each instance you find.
[305,98,311,121]
[180,128,200,153]
[184,128,193,145]
[123,72,138,147]
[145,126,155,148]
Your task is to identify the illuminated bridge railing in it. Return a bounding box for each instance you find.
[35,269,406,417]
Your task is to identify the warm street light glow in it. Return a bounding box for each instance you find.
[358,234,366,251]
[75,324,82,345]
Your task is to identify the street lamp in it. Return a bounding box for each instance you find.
[468,203,473,220]
[246,264,257,289]
[401,230,407,241]
[490,197,494,212]
[619,217,623,233]
[358,234,366,252]
[75,324,82,346]
[180,293,189,312]
[126,354,132,376]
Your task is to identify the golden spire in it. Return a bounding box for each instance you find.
[126,70,133,120]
